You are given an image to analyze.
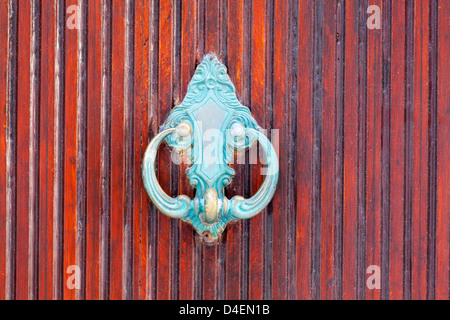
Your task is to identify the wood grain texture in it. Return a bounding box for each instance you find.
[389,0,406,301]
[0,0,448,300]
[436,0,450,301]
[16,0,31,300]
[110,0,125,300]
[52,0,65,300]
[0,0,9,301]
[86,0,101,301]
[38,0,55,301]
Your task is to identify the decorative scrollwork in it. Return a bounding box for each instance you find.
[142,54,279,241]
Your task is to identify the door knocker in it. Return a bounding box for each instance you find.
[142,54,279,242]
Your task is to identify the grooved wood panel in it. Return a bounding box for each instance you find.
[0,0,448,300]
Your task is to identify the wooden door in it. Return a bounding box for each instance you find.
[0,0,448,300]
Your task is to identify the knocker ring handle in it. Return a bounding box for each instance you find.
[142,124,279,222]
[141,54,279,240]
[228,128,279,220]
[142,127,191,219]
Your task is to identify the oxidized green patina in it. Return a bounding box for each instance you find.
[142,54,279,241]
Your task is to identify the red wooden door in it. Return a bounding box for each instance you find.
[0,0,449,300]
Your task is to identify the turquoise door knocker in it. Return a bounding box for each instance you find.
[142,54,279,242]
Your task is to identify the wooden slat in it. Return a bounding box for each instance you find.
[122,0,135,300]
[225,0,244,300]
[63,0,78,301]
[411,0,430,300]
[286,0,298,300]
[366,0,382,301]
[75,0,88,300]
[28,0,41,300]
[109,0,125,300]
[249,0,267,300]
[2,0,17,301]
[156,0,174,300]
[133,0,150,300]
[436,0,450,301]
[404,0,414,299]
[86,0,102,300]
[389,0,406,301]
[356,0,368,300]
[272,0,289,300]
[334,0,345,300]
[380,0,392,300]
[38,0,55,301]
[52,0,65,300]
[262,0,275,300]
[16,0,31,300]
[427,0,439,300]
[296,0,313,300]
[320,0,336,300]
[99,0,112,300]
[342,0,358,300]
[0,0,10,301]
[147,0,159,300]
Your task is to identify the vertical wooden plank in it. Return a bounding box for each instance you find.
[436,0,450,301]
[28,0,41,300]
[249,0,266,300]
[263,0,274,300]
[86,0,102,300]
[380,0,392,300]
[320,0,336,300]
[343,0,358,300]
[334,0,345,300]
[296,0,313,300]
[3,0,18,301]
[38,0,55,300]
[286,0,298,300]
[411,0,429,300]
[178,0,197,300]
[75,0,88,300]
[63,0,78,301]
[404,0,414,299]
[156,0,173,300]
[271,0,289,300]
[147,0,159,300]
[389,0,406,301]
[133,0,150,300]
[99,0,112,300]
[122,0,135,300]
[110,0,125,300]
[16,0,31,300]
[356,0,369,299]
[310,0,323,300]
[0,0,10,300]
[53,0,65,300]
[426,0,438,300]
[205,0,220,55]
[365,0,382,301]
[225,0,244,301]
[38,0,55,301]
[356,0,368,300]
[343,0,368,300]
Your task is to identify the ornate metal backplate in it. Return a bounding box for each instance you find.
[142,54,279,242]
